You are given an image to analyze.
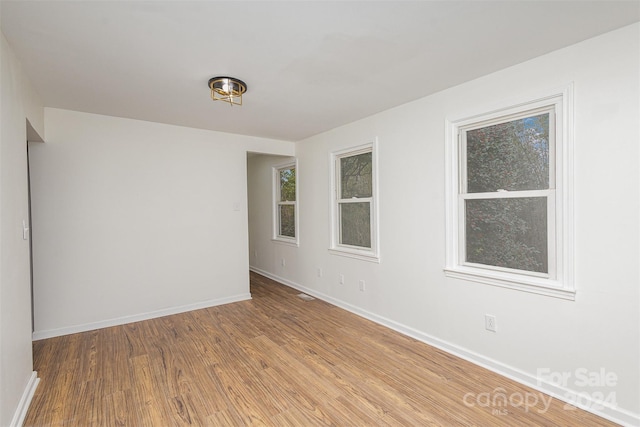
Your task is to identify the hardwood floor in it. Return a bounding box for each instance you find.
[25,272,617,426]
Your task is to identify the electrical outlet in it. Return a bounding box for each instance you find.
[281,258,286,267]
[317,267,323,278]
[339,274,344,284]
[359,280,366,291]
[485,314,497,332]
[254,250,258,259]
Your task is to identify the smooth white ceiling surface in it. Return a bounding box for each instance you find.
[2,1,639,141]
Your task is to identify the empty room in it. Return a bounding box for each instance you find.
[1,1,639,426]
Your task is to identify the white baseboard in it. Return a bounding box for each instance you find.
[250,266,639,427]
[32,293,252,341]
[10,371,39,427]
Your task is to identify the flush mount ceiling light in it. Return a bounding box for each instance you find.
[208,76,247,106]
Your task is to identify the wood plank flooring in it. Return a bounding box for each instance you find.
[25,272,618,426]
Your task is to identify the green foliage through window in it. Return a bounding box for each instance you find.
[466,197,548,273]
[332,146,376,256]
[337,150,373,250]
[462,111,552,274]
[340,153,372,198]
[280,168,296,201]
[340,202,371,247]
[276,165,296,240]
[467,114,549,193]
[279,205,295,238]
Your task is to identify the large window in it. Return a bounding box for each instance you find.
[445,88,574,299]
[273,161,298,245]
[330,142,379,262]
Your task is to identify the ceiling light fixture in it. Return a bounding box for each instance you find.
[208,76,247,106]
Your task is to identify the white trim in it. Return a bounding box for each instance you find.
[270,238,299,248]
[328,248,381,263]
[329,139,380,261]
[32,293,251,340]
[444,267,575,300]
[445,84,575,297]
[272,159,299,246]
[462,190,552,199]
[249,267,638,427]
[10,371,39,427]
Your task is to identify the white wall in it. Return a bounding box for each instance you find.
[0,32,44,426]
[248,24,640,425]
[29,109,293,338]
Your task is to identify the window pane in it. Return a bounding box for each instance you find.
[340,202,371,248]
[465,197,547,273]
[279,168,296,201]
[466,113,549,193]
[340,152,372,198]
[279,205,295,238]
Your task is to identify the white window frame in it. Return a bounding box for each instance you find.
[272,160,299,246]
[329,140,380,262]
[444,85,574,299]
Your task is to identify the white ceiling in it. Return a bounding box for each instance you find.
[2,1,639,142]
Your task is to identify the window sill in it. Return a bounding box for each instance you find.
[272,237,299,247]
[443,266,575,300]
[329,248,380,263]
